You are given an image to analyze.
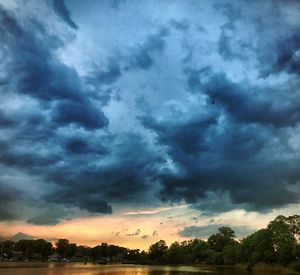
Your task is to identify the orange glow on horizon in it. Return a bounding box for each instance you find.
[0,211,188,250]
[1,204,299,250]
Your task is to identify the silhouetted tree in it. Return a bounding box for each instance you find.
[1,241,14,258]
[56,239,69,257]
[166,241,184,263]
[148,240,168,262]
[67,243,77,258]
[14,240,34,258]
[208,226,236,252]
[125,249,140,261]
[191,239,209,262]
[32,239,53,258]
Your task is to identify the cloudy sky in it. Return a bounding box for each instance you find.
[0,0,300,249]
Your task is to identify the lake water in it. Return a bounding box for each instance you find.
[0,262,275,275]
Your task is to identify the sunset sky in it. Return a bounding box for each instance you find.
[0,0,300,250]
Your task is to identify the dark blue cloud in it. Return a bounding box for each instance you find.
[48,0,78,29]
[87,60,122,85]
[128,27,169,70]
[262,32,300,77]
[140,77,300,210]
[53,100,108,129]
[0,4,111,219]
[185,70,300,127]
[1,0,300,225]
[26,207,68,226]
[47,133,164,210]
[0,183,21,221]
[0,110,17,128]
[1,4,107,132]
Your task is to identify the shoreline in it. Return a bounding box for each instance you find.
[0,262,299,274]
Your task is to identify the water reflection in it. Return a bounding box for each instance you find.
[0,263,267,275]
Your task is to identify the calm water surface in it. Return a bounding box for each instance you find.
[0,262,276,275]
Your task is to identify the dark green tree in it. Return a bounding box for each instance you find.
[208,226,236,252]
[268,216,297,264]
[191,239,209,263]
[148,240,168,262]
[125,249,140,261]
[14,240,34,258]
[56,239,69,257]
[67,243,77,258]
[166,241,184,264]
[273,215,300,238]
[32,239,53,258]
[240,228,275,266]
[1,240,14,258]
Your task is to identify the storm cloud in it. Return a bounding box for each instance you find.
[48,0,79,30]
[179,224,255,239]
[1,0,300,225]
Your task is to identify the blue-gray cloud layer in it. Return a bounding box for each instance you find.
[47,0,79,29]
[179,224,255,238]
[1,0,300,225]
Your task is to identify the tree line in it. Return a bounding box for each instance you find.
[145,215,300,268]
[0,239,128,262]
[1,215,300,270]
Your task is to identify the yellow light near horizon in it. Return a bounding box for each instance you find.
[1,204,299,250]
[0,213,184,250]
